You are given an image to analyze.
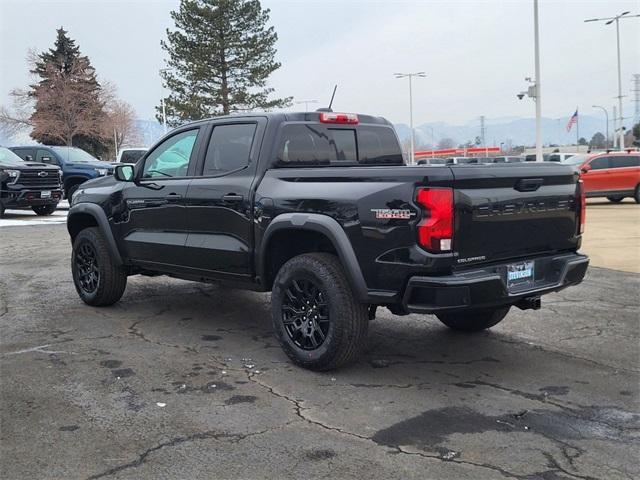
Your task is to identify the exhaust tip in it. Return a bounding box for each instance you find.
[516,296,541,311]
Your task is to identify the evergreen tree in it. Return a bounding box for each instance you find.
[159,0,291,126]
[29,28,107,156]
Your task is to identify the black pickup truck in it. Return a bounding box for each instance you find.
[1,146,63,217]
[67,112,588,370]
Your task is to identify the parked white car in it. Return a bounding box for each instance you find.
[115,147,147,164]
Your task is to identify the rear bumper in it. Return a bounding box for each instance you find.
[402,252,589,314]
[1,188,63,208]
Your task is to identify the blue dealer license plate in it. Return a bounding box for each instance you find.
[506,260,534,290]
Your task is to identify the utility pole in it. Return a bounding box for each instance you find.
[295,100,319,112]
[632,74,640,124]
[480,115,487,156]
[613,105,618,148]
[394,72,426,164]
[533,0,543,162]
[585,11,639,151]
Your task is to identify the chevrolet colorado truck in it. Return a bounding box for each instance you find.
[66,112,589,370]
[0,147,62,217]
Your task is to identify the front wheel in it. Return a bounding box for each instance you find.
[436,306,510,332]
[72,227,127,306]
[635,185,640,204]
[66,183,80,201]
[32,204,57,216]
[606,196,624,203]
[271,253,369,371]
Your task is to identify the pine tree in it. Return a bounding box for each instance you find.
[159,0,291,126]
[29,28,107,156]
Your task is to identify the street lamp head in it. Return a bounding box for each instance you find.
[620,11,630,17]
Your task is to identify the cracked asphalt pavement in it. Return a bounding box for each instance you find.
[1,225,639,480]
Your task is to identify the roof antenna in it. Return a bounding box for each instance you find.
[316,84,337,112]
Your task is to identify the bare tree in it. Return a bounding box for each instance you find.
[0,89,33,138]
[437,137,456,149]
[104,98,141,158]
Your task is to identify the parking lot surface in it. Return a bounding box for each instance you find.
[1,223,639,480]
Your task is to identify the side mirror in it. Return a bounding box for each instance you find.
[25,155,33,161]
[580,164,591,174]
[114,164,135,182]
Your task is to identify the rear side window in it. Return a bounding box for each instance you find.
[589,157,611,170]
[276,124,402,166]
[203,123,257,176]
[357,126,403,164]
[610,156,640,168]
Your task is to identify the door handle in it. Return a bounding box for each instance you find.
[165,193,182,201]
[222,194,243,202]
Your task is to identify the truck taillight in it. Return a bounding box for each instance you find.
[415,187,454,252]
[577,179,586,234]
[318,112,359,124]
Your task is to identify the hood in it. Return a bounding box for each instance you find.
[0,161,61,171]
[66,161,114,169]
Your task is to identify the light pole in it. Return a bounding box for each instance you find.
[394,72,426,164]
[159,68,172,134]
[585,11,639,150]
[295,100,318,112]
[533,0,542,162]
[592,105,609,148]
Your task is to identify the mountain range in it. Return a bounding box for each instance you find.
[393,114,625,149]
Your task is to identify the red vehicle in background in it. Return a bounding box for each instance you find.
[562,151,640,203]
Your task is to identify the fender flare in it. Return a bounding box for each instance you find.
[67,203,123,265]
[259,213,368,301]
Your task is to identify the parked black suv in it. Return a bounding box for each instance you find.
[0,147,62,217]
[67,112,588,370]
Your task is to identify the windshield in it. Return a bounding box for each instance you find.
[0,147,26,166]
[51,146,100,163]
[561,154,589,165]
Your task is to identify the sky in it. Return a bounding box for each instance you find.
[1,0,639,128]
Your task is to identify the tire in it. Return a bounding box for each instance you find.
[437,306,510,332]
[32,204,57,216]
[606,196,624,203]
[0,203,4,218]
[66,183,80,201]
[635,185,640,204]
[271,253,368,371]
[71,227,127,306]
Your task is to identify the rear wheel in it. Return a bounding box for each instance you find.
[606,196,624,203]
[32,204,56,216]
[0,203,4,218]
[271,253,368,371]
[437,306,510,332]
[72,227,127,306]
[635,185,640,204]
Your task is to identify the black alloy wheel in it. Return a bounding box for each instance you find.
[74,241,100,294]
[282,278,330,351]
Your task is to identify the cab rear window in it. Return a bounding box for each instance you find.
[276,124,403,166]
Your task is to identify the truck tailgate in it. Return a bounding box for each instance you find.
[451,163,581,266]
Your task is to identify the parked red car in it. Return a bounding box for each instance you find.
[562,151,640,203]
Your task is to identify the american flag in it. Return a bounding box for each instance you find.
[566,109,578,132]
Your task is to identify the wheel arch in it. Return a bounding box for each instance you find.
[64,176,89,192]
[259,213,368,301]
[67,203,123,265]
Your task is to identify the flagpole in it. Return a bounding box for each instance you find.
[576,107,579,147]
